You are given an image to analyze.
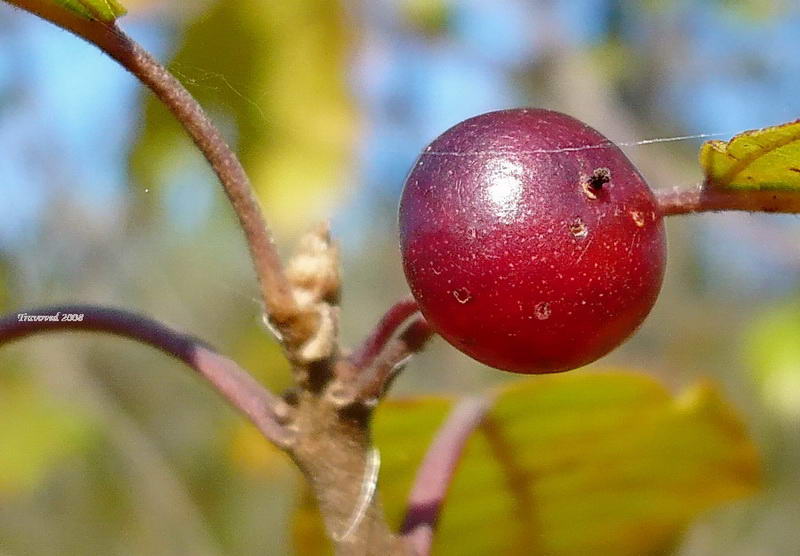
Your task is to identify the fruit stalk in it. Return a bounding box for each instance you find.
[353,317,435,402]
[348,295,420,371]
[657,183,800,215]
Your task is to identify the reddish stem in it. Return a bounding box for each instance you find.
[349,296,420,370]
[657,184,800,216]
[355,317,435,401]
[400,396,494,556]
[0,305,292,447]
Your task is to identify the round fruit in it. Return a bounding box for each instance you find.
[398,108,666,374]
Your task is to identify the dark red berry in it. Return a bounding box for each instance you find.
[398,108,666,374]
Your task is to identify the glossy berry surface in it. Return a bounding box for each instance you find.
[399,109,666,374]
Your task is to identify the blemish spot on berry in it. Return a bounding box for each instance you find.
[569,217,588,238]
[630,211,645,227]
[582,167,611,199]
[534,301,551,320]
[453,287,472,304]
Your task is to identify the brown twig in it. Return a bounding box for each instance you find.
[657,183,800,216]
[4,0,310,345]
[3,3,426,551]
[400,396,494,556]
[0,305,292,447]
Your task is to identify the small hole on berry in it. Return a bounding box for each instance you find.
[582,167,611,199]
[534,302,551,320]
[569,217,588,238]
[453,287,472,304]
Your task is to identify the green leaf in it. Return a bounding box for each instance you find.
[700,120,800,190]
[294,371,760,554]
[129,0,356,236]
[429,374,759,555]
[0,375,97,495]
[56,0,127,22]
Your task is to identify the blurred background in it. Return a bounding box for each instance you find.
[0,0,799,554]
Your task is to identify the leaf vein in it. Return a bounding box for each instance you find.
[715,133,800,188]
[480,415,543,553]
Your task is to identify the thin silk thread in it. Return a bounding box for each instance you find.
[164,63,735,158]
[420,132,733,157]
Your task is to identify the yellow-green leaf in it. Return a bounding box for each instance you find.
[700,119,800,190]
[439,374,758,555]
[129,0,356,236]
[294,371,760,554]
[56,0,126,21]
